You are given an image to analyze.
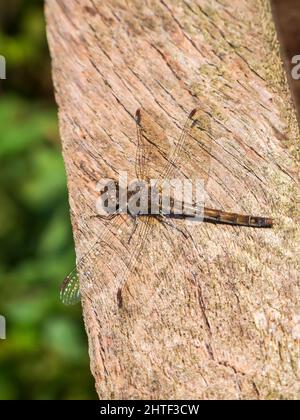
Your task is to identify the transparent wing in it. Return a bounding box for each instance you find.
[60,214,157,306]
[60,269,81,306]
[158,107,212,187]
[115,216,156,301]
[135,108,171,183]
[131,107,213,296]
[62,107,212,305]
[135,109,148,182]
[135,107,212,186]
[122,212,206,315]
[60,214,128,305]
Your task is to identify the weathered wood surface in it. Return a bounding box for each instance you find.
[45,0,300,399]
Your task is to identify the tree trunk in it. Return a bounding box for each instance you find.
[45,0,300,400]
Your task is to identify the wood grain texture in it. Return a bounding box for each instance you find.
[45,0,300,399]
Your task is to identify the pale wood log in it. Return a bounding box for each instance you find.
[45,0,300,399]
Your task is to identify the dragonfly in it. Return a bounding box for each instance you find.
[61,107,273,305]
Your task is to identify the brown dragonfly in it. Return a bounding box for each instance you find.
[61,108,273,305]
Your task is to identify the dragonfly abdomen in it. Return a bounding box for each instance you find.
[203,207,273,228]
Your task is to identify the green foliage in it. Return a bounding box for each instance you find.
[0,1,96,399]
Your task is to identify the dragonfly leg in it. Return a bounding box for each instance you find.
[90,213,119,221]
[157,214,189,239]
[127,216,139,244]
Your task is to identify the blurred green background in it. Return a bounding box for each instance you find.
[0,0,96,399]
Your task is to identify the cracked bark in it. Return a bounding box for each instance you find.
[45,0,300,400]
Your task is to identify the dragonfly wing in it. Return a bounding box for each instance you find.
[135,108,171,183]
[135,107,212,195]
[158,107,212,187]
[61,211,159,307]
[60,270,81,306]
[116,216,156,296]
[131,107,212,285]
[60,214,129,305]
